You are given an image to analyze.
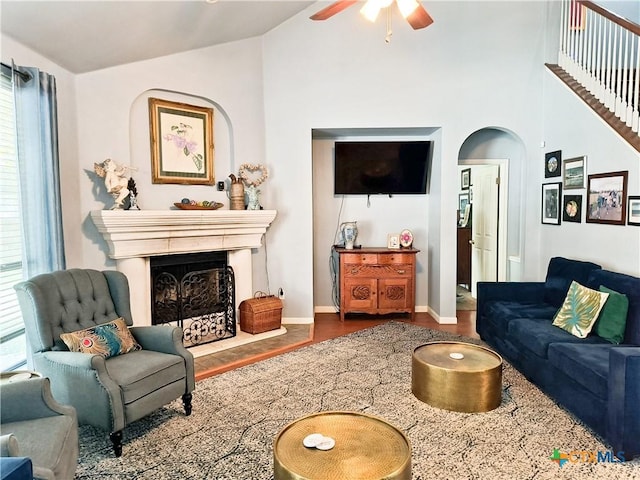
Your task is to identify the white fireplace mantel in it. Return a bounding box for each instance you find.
[90,209,277,326]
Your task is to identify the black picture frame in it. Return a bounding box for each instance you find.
[542,182,562,225]
[586,171,628,225]
[628,196,640,226]
[544,150,562,178]
[562,194,582,223]
[461,168,471,190]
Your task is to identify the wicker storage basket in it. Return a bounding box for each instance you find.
[239,294,283,334]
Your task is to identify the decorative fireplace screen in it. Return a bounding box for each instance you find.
[150,252,236,348]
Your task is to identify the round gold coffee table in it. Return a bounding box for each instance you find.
[273,411,411,480]
[411,341,503,413]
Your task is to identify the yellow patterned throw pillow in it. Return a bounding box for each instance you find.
[60,317,141,358]
[552,281,609,338]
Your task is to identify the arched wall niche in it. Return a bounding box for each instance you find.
[127,89,235,210]
[458,127,526,282]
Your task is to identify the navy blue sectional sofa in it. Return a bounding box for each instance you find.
[476,257,640,459]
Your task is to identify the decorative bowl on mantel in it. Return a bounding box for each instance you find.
[173,201,224,210]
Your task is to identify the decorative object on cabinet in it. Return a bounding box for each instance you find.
[460,168,471,190]
[93,158,138,210]
[541,182,562,225]
[336,247,419,322]
[399,229,413,248]
[229,174,245,210]
[173,201,223,210]
[458,193,469,222]
[246,185,261,210]
[562,194,582,223]
[586,171,628,225]
[149,97,214,185]
[562,155,586,189]
[340,222,358,249]
[629,196,640,226]
[387,234,400,249]
[544,150,561,178]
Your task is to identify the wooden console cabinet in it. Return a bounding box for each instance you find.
[336,247,419,322]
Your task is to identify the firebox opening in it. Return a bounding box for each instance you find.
[150,251,236,347]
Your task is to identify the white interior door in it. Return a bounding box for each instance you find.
[471,164,500,296]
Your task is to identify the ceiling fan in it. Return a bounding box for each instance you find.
[310,0,434,30]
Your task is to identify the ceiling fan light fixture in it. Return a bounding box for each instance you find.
[396,0,419,18]
[360,0,382,23]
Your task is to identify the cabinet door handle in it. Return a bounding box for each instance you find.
[396,269,405,274]
[350,268,358,274]
[469,240,475,245]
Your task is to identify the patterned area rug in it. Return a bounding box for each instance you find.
[76,322,638,479]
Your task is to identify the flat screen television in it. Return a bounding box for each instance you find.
[334,140,432,195]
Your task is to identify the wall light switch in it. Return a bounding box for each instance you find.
[217,181,225,191]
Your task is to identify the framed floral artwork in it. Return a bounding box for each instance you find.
[149,98,214,185]
[586,171,628,225]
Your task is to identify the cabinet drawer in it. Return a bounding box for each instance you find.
[377,253,415,265]
[341,253,378,265]
[343,264,412,277]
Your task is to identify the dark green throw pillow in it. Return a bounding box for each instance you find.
[593,286,629,344]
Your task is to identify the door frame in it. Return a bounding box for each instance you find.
[458,159,509,284]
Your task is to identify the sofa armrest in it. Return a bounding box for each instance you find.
[0,434,19,457]
[0,377,75,425]
[130,326,195,394]
[607,347,640,459]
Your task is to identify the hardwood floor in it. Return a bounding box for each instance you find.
[195,310,477,381]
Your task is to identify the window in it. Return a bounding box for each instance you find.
[0,69,26,370]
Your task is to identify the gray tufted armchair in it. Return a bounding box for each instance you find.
[14,268,195,457]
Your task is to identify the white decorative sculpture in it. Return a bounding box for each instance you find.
[94,158,137,210]
[246,185,261,210]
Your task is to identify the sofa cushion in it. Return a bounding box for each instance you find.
[552,281,609,338]
[593,286,629,344]
[548,343,612,400]
[60,317,141,359]
[484,301,558,336]
[544,257,602,308]
[588,269,640,345]
[508,318,608,358]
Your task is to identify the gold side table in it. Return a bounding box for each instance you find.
[274,411,411,480]
[412,341,503,413]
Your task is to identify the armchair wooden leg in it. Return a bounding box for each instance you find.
[110,430,123,457]
[182,393,193,416]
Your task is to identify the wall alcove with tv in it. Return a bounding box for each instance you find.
[310,127,441,315]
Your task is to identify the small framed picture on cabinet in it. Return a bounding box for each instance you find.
[387,234,400,249]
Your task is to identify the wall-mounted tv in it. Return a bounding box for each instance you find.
[334,140,432,195]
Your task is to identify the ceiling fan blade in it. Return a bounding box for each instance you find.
[310,1,358,21]
[406,4,434,30]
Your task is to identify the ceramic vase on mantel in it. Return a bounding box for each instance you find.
[340,221,358,249]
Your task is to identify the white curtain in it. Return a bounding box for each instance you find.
[13,64,65,277]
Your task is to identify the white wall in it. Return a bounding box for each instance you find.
[5,1,637,323]
[541,72,640,276]
[262,1,552,320]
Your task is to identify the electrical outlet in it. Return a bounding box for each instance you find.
[217,181,225,191]
[278,288,285,300]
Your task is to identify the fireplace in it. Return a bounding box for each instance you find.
[151,252,236,347]
[90,209,277,332]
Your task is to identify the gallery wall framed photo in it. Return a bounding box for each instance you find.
[544,150,561,178]
[562,156,586,189]
[628,196,640,226]
[460,168,471,190]
[586,171,628,225]
[149,98,214,185]
[562,194,582,223]
[541,182,562,225]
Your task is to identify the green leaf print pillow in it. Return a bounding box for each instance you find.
[552,281,609,338]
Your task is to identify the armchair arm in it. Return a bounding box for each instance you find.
[0,377,76,424]
[130,326,195,393]
[33,352,124,432]
[0,434,19,457]
[607,347,640,459]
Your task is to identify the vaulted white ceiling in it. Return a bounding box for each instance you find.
[1,1,316,73]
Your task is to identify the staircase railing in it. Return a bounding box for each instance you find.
[558,0,640,133]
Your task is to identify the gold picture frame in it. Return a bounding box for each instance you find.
[149,98,214,185]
